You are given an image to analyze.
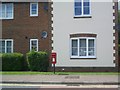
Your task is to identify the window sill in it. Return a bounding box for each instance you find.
[74,16,92,18]
[30,15,38,17]
[0,18,14,20]
[70,57,96,59]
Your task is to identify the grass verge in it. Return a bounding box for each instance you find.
[1,71,120,75]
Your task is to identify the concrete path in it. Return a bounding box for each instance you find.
[1,75,119,85]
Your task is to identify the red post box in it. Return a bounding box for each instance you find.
[51,52,56,64]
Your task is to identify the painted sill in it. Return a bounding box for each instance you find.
[0,18,14,20]
[30,16,38,17]
[70,57,97,59]
[74,15,92,18]
[30,14,38,17]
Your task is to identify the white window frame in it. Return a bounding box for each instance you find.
[30,39,38,51]
[30,2,38,16]
[0,39,13,53]
[70,37,96,58]
[0,3,14,19]
[74,0,91,17]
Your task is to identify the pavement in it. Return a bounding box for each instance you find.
[1,74,120,85]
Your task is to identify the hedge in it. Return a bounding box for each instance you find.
[27,51,49,71]
[1,53,24,71]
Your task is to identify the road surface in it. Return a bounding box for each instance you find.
[1,83,119,90]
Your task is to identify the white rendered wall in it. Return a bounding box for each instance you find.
[52,1,115,67]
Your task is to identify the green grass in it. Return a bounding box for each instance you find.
[1,71,120,75]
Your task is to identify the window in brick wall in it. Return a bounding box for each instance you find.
[0,3,14,19]
[30,39,38,51]
[0,39,13,53]
[30,2,38,16]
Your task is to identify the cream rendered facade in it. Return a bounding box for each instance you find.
[52,1,115,67]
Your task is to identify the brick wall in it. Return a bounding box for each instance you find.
[2,2,51,55]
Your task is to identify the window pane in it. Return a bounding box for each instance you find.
[31,3,37,15]
[79,39,86,56]
[72,40,78,56]
[0,4,2,18]
[6,41,12,53]
[83,0,90,15]
[75,0,81,3]
[83,0,89,6]
[2,41,5,53]
[7,48,12,53]
[88,39,95,56]
[2,4,5,18]
[84,6,90,15]
[31,40,37,51]
[6,4,12,18]
[72,40,78,47]
[32,4,37,10]
[75,0,82,15]
[80,39,86,47]
[7,41,11,46]
[88,48,94,56]
[32,10,37,14]
[32,41,37,45]
[88,39,94,47]
[6,4,12,12]
[6,12,12,18]
[44,2,48,10]
[75,8,82,15]
[79,48,86,56]
[72,48,78,56]
[75,2,81,6]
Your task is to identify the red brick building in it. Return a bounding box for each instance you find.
[1,1,52,55]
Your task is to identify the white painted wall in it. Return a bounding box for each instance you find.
[52,1,115,67]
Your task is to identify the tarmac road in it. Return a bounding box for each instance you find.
[1,88,119,90]
[1,84,119,90]
[2,88,119,90]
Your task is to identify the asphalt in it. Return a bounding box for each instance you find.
[1,75,120,85]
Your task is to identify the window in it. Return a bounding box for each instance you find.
[71,37,96,58]
[44,2,48,11]
[30,39,38,51]
[74,0,90,17]
[0,39,13,53]
[0,3,14,19]
[30,3,38,16]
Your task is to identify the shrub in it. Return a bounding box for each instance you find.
[1,53,24,71]
[27,51,49,71]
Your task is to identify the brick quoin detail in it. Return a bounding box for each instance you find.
[113,1,119,68]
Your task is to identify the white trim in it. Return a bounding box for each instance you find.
[0,3,14,19]
[51,10,53,14]
[52,23,53,27]
[0,39,13,53]
[113,36,115,40]
[113,23,115,26]
[113,29,115,33]
[30,39,38,51]
[30,2,38,16]
[70,37,96,59]
[74,0,91,17]
[113,16,115,20]
[51,4,53,8]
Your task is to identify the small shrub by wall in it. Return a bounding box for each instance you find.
[27,51,49,71]
[1,53,24,71]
